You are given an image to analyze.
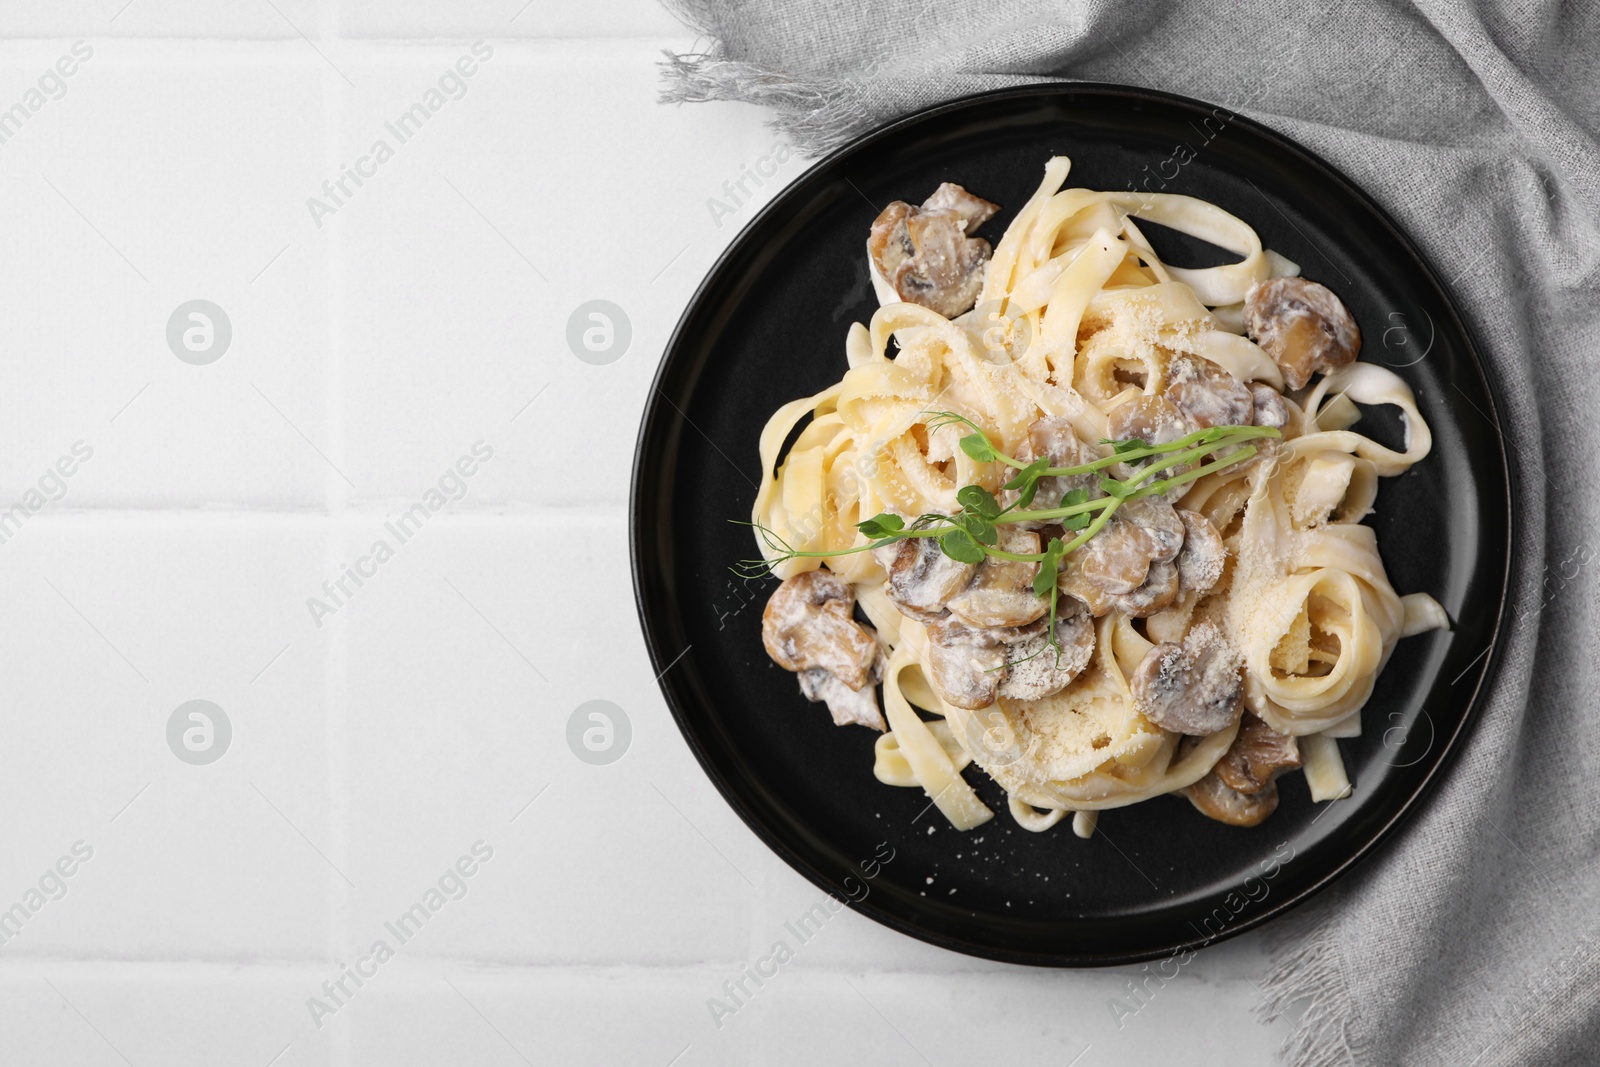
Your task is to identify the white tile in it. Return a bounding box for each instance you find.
[0,966,334,1067]
[331,514,755,963]
[339,0,686,39]
[706,960,1285,1066]
[332,42,806,507]
[342,967,706,1067]
[0,515,335,959]
[0,1,329,39]
[0,44,336,509]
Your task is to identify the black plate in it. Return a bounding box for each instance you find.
[631,85,1512,966]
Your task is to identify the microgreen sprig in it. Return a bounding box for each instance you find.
[736,412,1277,673]
[737,416,1275,584]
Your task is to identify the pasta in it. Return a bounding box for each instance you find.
[751,157,1447,834]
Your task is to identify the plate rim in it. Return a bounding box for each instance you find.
[630,81,1517,967]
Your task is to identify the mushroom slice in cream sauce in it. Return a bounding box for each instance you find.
[1129,619,1244,736]
[1106,394,1196,450]
[1183,714,1301,826]
[1249,381,1291,430]
[926,607,1093,710]
[1106,395,1201,502]
[1164,355,1253,429]
[997,601,1096,702]
[1012,416,1102,513]
[1244,276,1361,391]
[924,617,1011,710]
[761,570,885,729]
[1058,496,1185,612]
[1183,765,1281,826]
[873,535,976,621]
[1214,714,1301,795]
[867,183,1000,318]
[947,527,1046,628]
[1109,558,1179,618]
[798,661,886,732]
[1174,508,1226,598]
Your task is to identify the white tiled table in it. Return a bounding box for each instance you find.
[0,4,1294,1063]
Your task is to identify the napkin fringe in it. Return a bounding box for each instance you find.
[1259,901,1362,1067]
[657,2,867,154]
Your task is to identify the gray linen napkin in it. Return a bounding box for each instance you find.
[659,1,1600,1062]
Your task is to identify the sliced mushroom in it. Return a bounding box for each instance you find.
[873,535,976,621]
[1056,560,1116,617]
[1213,714,1301,794]
[761,570,878,691]
[1243,277,1361,391]
[1183,713,1300,825]
[798,659,886,731]
[1249,382,1291,430]
[1119,498,1186,563]
[1175,508,1226,597]
[998,602,1097,702]
[1019,416,1102,511]
[1184,771,1280,826]
[1164,355,1253,429]
[1110,558,1179,618]
[924,617,1009,710]
[1106,395,1200,500]
[947,527,1046,628]
[1129,619,1244,735]
[1058,497,1185,614]
[868,183,999,318]
[1061,534,1148,605]
[920,182,1001,230]
[1106,394,1196,448]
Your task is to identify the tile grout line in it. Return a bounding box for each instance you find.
[0,505,632,522]
[0,958,1030,977]
[318,15,354,1067]
[0,35,693,47]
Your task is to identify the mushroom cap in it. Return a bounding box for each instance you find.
[1184,771,1280,826]
[997,603,1097,702]
[1129,620,1244,735]
[1244,277,1361,391]
[924,617,1009,710]
[1249,382,1291,430]
[1110,558,1179,618]
[920,182,1000,230]
[798,662,887,732]
[1059,497,1185,613]
[1121,499,1186,563]
[1165,355,1253,429]
[947,527,1045,628]
[1069,533,1151,599]
[874,535,976,620]
[1015,416,1103,512]
[900,215,990,317]
[1106,394,1195,448]
[1106,397,1201,504]
[1214,713,1301,794]
[1175,508,1227,598]
[866,183,998,319]
[761,570,878,690]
